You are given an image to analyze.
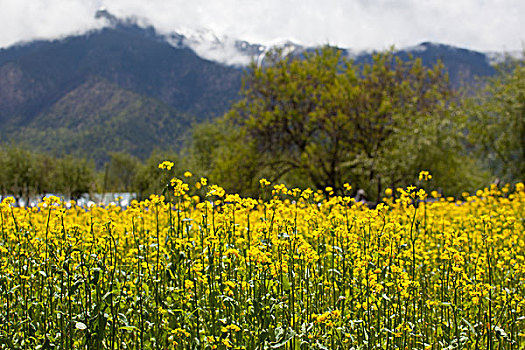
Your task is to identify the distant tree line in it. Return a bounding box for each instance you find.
[0,47,523,203]
[0,147,94,202]
[0,147,184,203]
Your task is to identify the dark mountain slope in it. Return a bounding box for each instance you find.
[0,19,501,164]
[393,42,496,87]
[0,24,243,126]
[3,77,191,165]
[347,42,496,88]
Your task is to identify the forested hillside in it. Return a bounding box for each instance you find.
[0,23,242,161]
[0,20,498,164]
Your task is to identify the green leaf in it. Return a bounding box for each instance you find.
[461,318,477,337]
[75,322,87,330]
[119,325,138,332]
[270,327,295,349]
[494,325,510,341]
[282,274,291,292]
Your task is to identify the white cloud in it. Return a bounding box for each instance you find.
[0,0,104,47]
[0,0,523,52]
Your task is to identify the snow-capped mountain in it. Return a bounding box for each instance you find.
[166,27,267,66]
[95,9,309,66]
[0,10,509,164]
[92,9,512,75]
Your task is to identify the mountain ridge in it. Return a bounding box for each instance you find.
[0,14,505,164]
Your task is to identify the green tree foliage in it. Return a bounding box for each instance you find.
[133,150,184,200]
[0,147,47,201]
[52,156,95,200]
[184,120,261,196]
[0,146,191,203]
[225,46,480,199]
[102,152,141,193]
[467,55,525,183]
[0,146,95,201]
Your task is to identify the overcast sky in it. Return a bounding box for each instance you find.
[0,0,523,52]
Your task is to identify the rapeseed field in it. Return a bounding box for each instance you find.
[0,167,524,349]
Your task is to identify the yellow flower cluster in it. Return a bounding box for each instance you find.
[158,160,174,170]
[0,175,524,349]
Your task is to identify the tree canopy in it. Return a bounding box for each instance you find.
[466,55,525,183]
[223,46,480,199]
[4,47,520,202]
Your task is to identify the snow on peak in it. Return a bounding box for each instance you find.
[168,27,259,66]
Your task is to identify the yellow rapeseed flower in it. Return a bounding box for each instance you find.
[158,160,174,170]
